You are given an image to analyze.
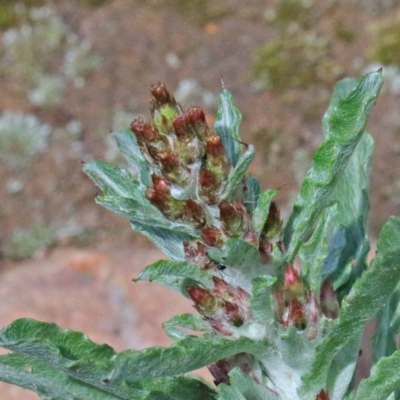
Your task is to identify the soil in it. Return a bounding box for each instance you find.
[0,1,399,398]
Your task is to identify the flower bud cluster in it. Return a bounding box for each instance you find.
[131,82,275,253]
[274,264,339,338]
[186,276,252,336]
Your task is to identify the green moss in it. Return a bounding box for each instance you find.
[0,0,44,30]
[271,0,313,29]
[334,21,356,43]
[369,13,400,67]
[9,224,56,259]
[253,33,334,91]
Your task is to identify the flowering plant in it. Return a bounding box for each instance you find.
[1,70,400,400]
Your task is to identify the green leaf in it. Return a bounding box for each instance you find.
[0,319,136,399]
[95,195,198,237]
[214,88,243,167]
[252,190,278,237]
[0,352,123,400]
[322,133,374,297]
[112,129,153,187]
[222,144,255,200]
[373,283,400,362]
[283,71,383,262]
[299,204,338,295]
[130,221,193,261]
[300,217,400,397]
[217,383,246,400]
[83,160,142,200]
[217,367,278,400]
[355,349,400,400]
[207,238,260,271]
[250,275,277,328]
[134,260,214,297]
[137,376,216,400]
[163,314,212,341]
[0,354,216,400]
[207,239,265,289]
[111,335,271,383]
[0,319,267,398]
[321,77,359,136]
[326,330,362,400]
[243,174,261,213]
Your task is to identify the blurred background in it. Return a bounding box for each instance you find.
[0,0,399,397]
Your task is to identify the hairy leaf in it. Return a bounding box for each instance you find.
[252,189,277,237]
[299,204,338,295]
[134,260,214,298]
[219,367,278,400]
[284,71,382,261]
[163,314,212,341]
[244,174,261,214]
[0,352,123,400]
[301,217,400,397]
[355,349,400,400]
[222,144,255,200]
[214,88,243,167]
[112,129,153,187]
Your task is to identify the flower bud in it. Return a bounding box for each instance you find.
[158,151,189,186]
[320,281,339,319]
[283,264,303,299]
[219,201,255,240]
[130,117,168,163]
[283,299,306,330]
[186,106,210,141]
[150,82,181,133]
[205,135,231,181]
[316,389,330,400]
[173,113,205,164]
[182,199,206,228]
[201,225,225,247]
[198,169,221,204]
[146,174,184,218]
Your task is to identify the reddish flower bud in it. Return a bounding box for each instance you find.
[146,174,185,218]
[173,114,192,139]
[150,81,174,106]
[199,169,218,189]
[130,117,169,163]
[320,281,339,319]
[206,135,225,158]
[284,264,302,293]
[158,151,179,171]
[208,359,231,385]
[316,389,330,400]
[186,106,210,141]
[283,299,306,330]
[259,238,273,263]
[150,82,181,133]
[201,226,225,247]
[146,175,170,207]
[198,169,221,204]
[224,301,244,327]
[182,199,206,227]
[130,117,158,141]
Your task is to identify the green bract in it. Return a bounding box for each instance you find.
[1,71,399,400]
